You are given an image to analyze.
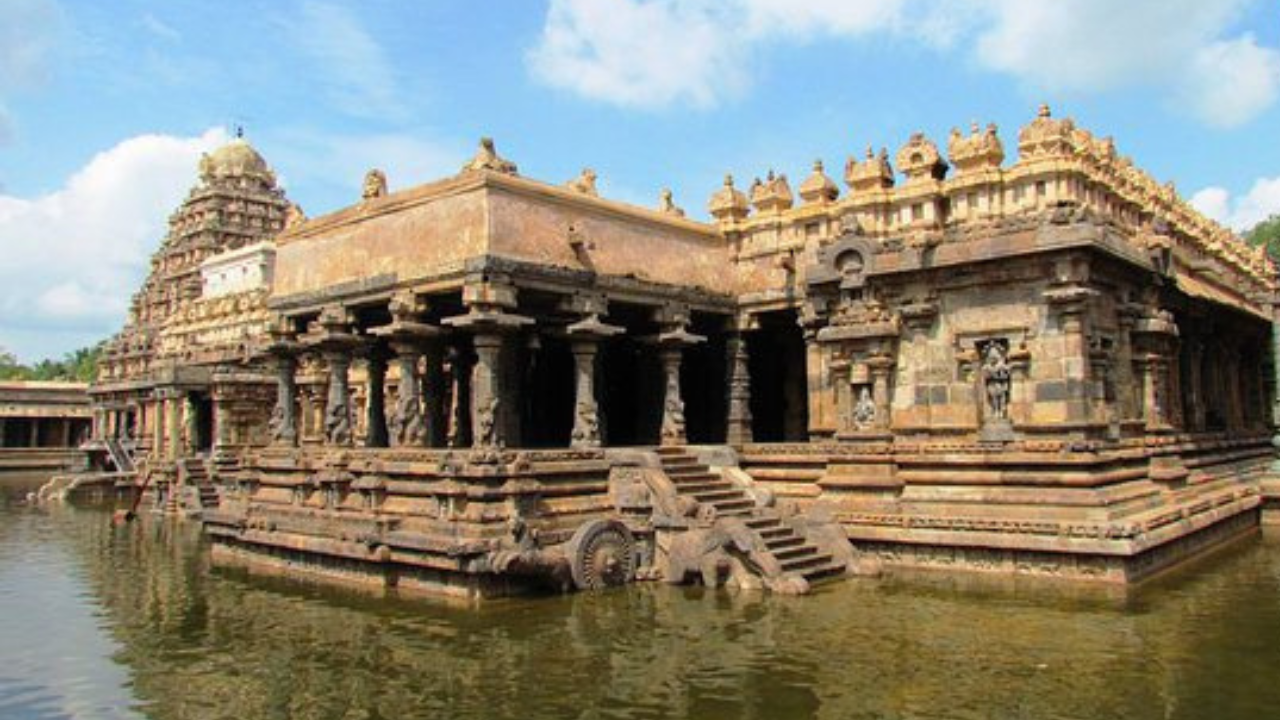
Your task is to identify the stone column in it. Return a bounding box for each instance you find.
[270,354,299,447]
[1138,354,1168,431]
[659,347,686,447]
[364,350,389,448]
[440,284,533,449]
[152,398,165,457]
[166,393,181,461]
[868,352,895,432]
[470,333,505,448]
[569,340,603,448]
[725,334,753,445]
[566,313,623,449]
[323,351,354,446]
[387,341,426,447]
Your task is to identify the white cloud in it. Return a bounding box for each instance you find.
[0,128,228,361]
[528,0,1280,126]
[1191,176,1280,231]
[288,1,406,121]
[1181,34,1280,128]
[528,0,747,109]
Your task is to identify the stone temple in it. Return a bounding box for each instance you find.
[88,107,1280,599]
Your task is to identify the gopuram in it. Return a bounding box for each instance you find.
[91,107,1280,599]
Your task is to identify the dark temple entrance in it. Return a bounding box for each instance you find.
[600,304,662,446]
[519,334,575,448]
[748,309,809,442]
[190,393,214,452]
[682,312,728,444]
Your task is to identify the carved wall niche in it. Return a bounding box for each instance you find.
[955,328,1031,438]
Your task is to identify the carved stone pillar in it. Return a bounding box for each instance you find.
[369,292,443,448]
[387,341,427,447]
[270,354,299,447]
[151,398,164,456]
[567,313,623,449]
[363,350,389,448]
[441,280,534,450]
[868,352,895,432]
[659,347,686,447]
[165,393,181,460]
[1132,311,1178,433]
[323,351,354,446]
[471,333,504,448]
[301,305,360,446]
[569,340,603,448]
[725,333,753,445]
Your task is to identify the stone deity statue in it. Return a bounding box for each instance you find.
[981,342,1012,421]
[853,386,877,428]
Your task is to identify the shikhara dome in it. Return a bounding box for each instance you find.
[199,137,276,186]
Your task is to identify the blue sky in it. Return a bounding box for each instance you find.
[1,0,1278,361]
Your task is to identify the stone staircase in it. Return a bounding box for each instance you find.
[655,447,849,587]
[173,458,220,516]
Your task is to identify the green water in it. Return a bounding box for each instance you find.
[2,473,1279,720]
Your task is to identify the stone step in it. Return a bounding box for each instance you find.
[781,553,833,573]
[758,528,792,542]
[763,534,804,551]
[675,480,734,494]
[749,517,784,531]
[710,498,755,514]
[773,544,821,561]
[801,561,849,583]
[670,471,722,484]
[663,462,708,475]
[691,488,747,503]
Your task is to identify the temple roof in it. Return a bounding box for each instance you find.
[199,138,276,186]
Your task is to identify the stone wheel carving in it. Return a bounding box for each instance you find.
[566,520,637,591]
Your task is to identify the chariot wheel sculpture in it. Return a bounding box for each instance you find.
[566,520,637,590]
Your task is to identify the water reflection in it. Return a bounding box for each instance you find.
[3,473,1280,720]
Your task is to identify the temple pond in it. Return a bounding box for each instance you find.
[3,473,1280,720]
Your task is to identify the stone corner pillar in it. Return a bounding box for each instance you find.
[725,333,753,446]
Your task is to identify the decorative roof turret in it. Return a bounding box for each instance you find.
[362,168,388,201]
[844,147,895,193]
[750,170,794,214]
[708,174,750,222]
[947,122,1005,174]
[798,160,839,205]
[658,188,685,217]
[896,132,948,183]
[1017,104,1075,160]
[565,168,599,197]
[461,137,518,175]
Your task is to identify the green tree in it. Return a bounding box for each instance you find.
[1244,213,1280,261]
[0,342,104,382]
